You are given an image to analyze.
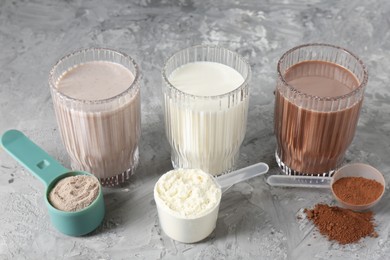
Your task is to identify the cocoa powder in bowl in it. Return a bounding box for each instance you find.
[331,163,386,211]
[332,177,384,205]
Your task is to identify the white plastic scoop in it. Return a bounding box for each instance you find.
[267,174,332,189]
[266,163,385,211]
[216,162,269,192]
[154,162,269,243]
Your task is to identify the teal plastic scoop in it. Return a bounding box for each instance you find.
[0,129,105,236]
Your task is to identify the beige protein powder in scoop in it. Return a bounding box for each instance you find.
[49,175,100,212]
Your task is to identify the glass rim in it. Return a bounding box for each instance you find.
[49,47,141,105]
[277,43,368,102]
[162,45,251,100]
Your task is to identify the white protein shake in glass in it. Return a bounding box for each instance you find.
[163,46,250,176]
[50,49,141,186]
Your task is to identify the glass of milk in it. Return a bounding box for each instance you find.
[162,45,251,176]
[49,48,141,186]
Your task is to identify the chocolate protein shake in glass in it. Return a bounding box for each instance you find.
[49,48,141,186]
[274,44,368,176]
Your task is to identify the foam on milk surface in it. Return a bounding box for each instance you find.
[56,61,134,101]
[155,169,222,218]
[168,61,244,96]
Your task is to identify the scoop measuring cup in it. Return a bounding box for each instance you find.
[267,163,385,211]
[154,162,269,243]
[0,129,105,236]
[216,162,269,192]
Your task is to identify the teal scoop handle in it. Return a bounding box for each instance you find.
[1,129,69,187]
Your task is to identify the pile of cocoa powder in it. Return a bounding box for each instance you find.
[305,204,378,244]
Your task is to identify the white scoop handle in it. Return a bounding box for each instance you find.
[216,162,269,192]
[266,175,332,189]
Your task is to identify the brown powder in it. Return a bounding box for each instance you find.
[305,204,377,244]
[332,177,384,205]
[49,175,100,212]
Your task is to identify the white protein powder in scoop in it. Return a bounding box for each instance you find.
[154,169,222,218]
[49,175,100,212]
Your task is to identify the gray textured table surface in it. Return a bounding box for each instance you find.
[1,0,389,259]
